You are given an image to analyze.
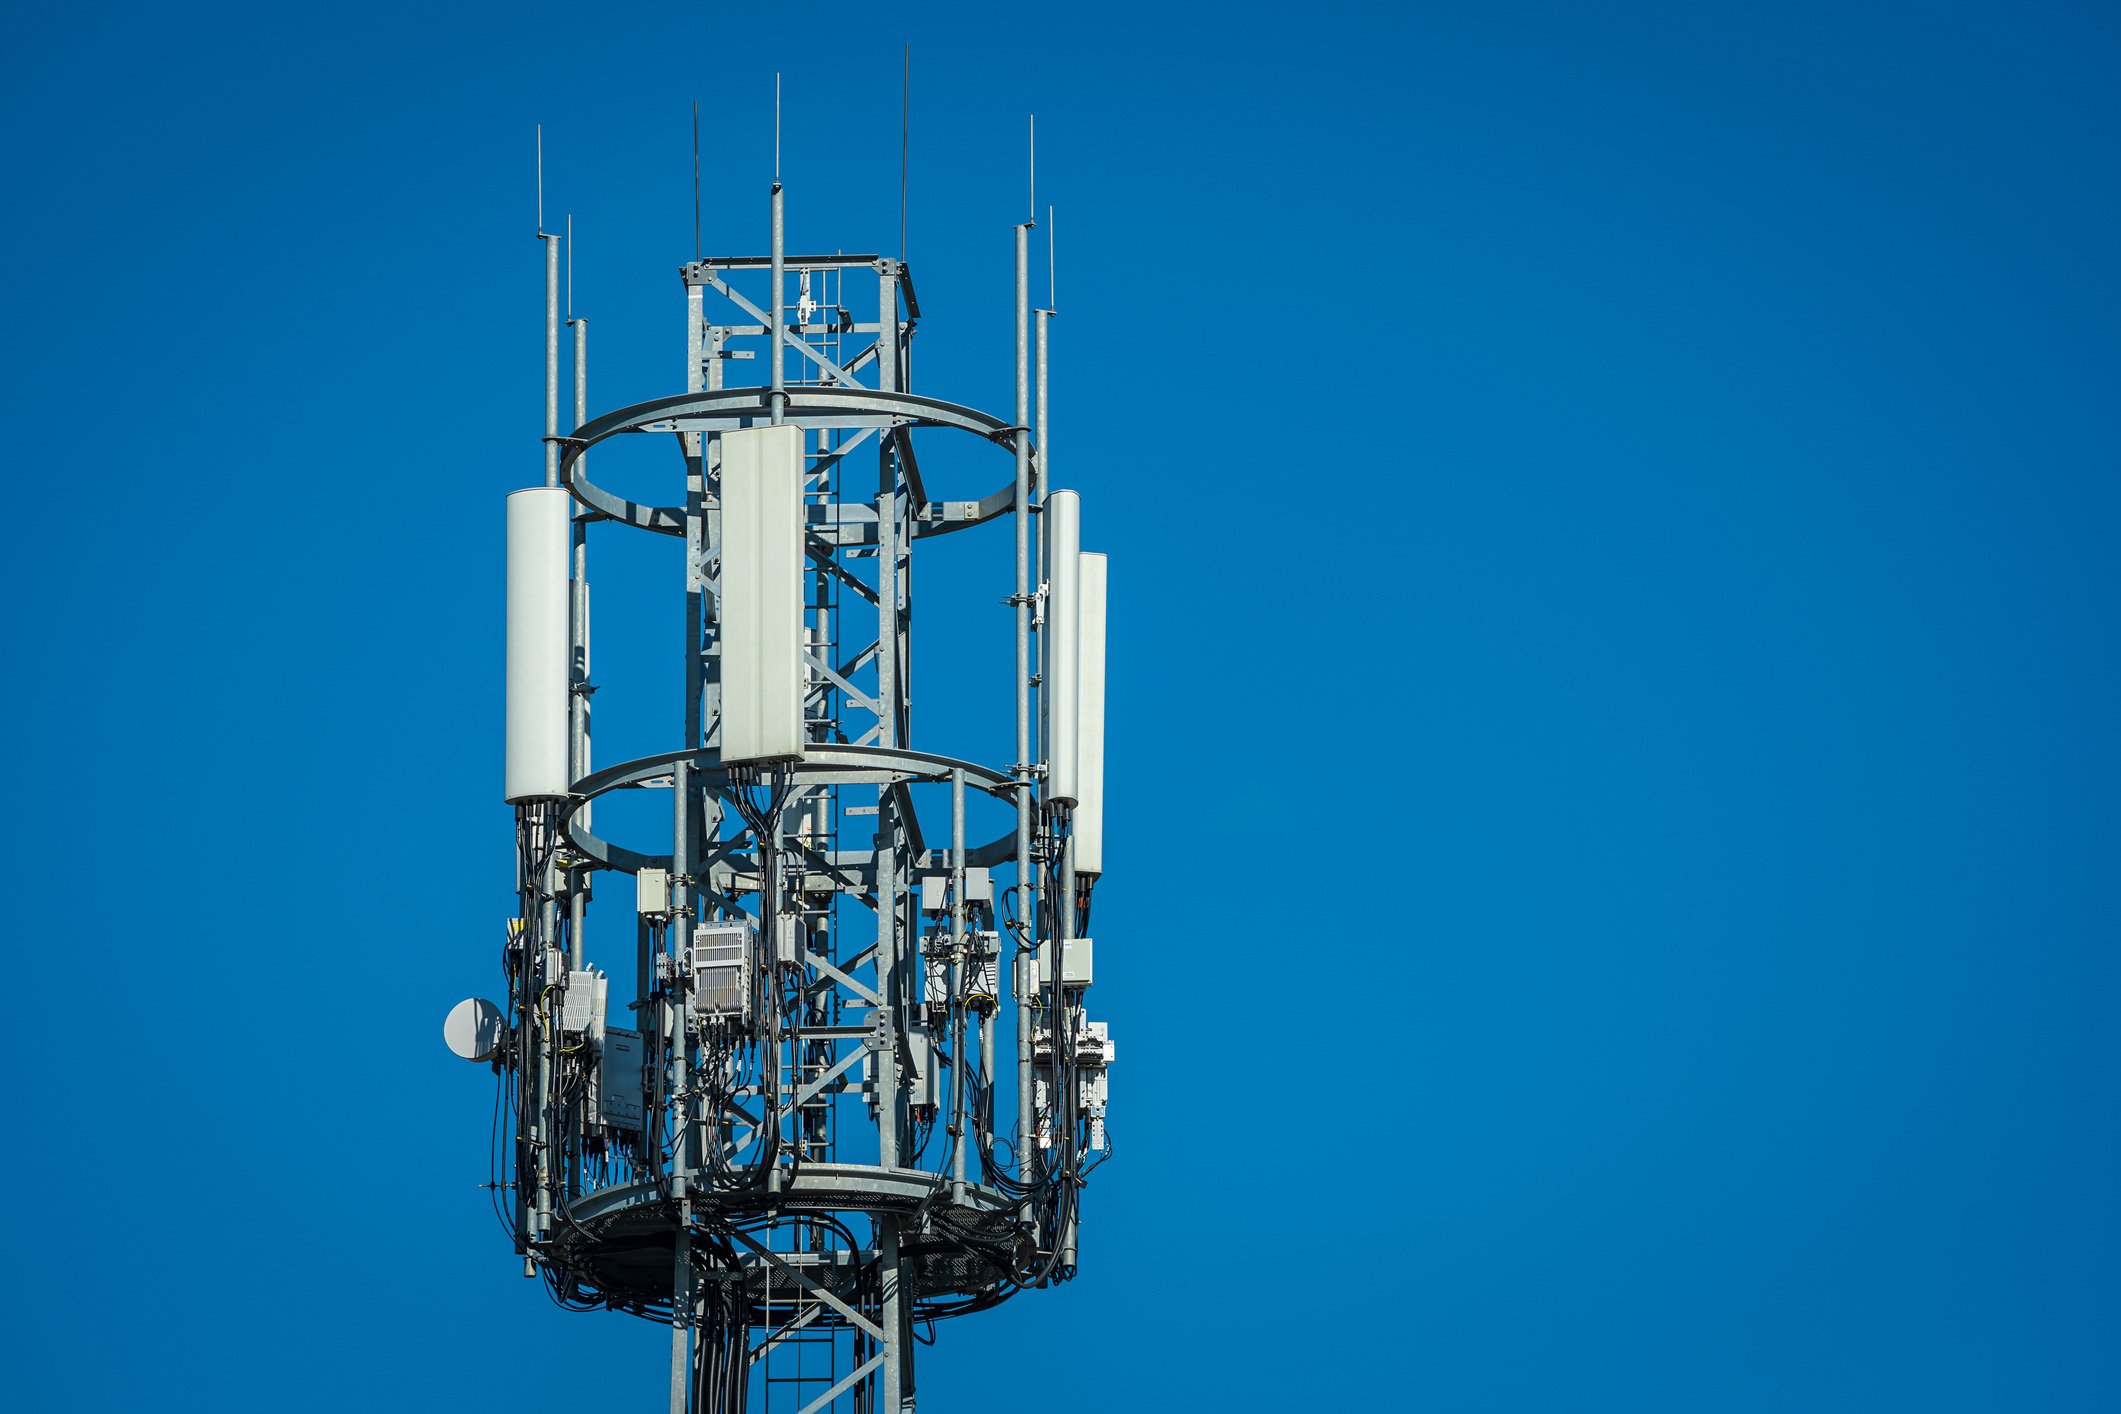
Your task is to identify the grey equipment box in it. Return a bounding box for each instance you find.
[593,1026,645,1129]
[692,920,756,1022]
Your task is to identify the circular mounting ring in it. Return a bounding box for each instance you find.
[560,743,1020,877]
[558,385,1023,536]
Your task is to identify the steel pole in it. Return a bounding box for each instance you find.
[668,750,694,1404]
[569,316,589,968]
[1036,310,1050,496]
[669,1215,691,1414]
[536,828,558,1243]
[543,232,559,487]
[1011,222,1035,1200]
[1057,824,1078,1270]
[769,183,786,426]
[950,767,968,1201]
[880,1217,907,1414]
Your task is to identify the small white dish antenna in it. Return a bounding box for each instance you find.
[444,997,506,1062]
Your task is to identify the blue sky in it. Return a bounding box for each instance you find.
[6,2,2119,1409]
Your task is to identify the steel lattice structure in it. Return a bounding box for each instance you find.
[450,158,1112,1414]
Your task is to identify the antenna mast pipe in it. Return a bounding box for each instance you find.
[900,45,909,263]
[544,231,560,488]
[1037,313,1050,490]
[572,317,588,467]
[770,181,786,426]
[1012,217,1035,1206]
[950,767,969,1201]
[569,312,589,967]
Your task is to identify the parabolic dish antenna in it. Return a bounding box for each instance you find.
[444,997,505,1062]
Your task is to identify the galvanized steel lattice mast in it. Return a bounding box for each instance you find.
[454,108,1114,1414]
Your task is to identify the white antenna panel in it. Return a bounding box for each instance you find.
[1076,551,1107,875]
[1042,489,1081,806]
[504,487,572,801]
[719,424,806,764]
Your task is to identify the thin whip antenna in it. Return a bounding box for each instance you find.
[1049,205,1056,311]
[900,45,909,264]
[535,124,544,233]
[693,100,701,259]
[566,213,573,318]
[1028,114,1035,225]
[774,73,782,186]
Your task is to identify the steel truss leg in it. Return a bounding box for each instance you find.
[684,1230,910,1414]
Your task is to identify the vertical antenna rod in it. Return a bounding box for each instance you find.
[693,100,701,261]
[540,130,558,489]
[543,251,559,487]
[1039,205,1054,492]
[900,44,909,264]
[770,75,786,426]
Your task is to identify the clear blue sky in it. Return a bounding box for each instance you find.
[7,2,2119,1409]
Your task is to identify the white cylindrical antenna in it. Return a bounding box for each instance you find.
[506,487,573,801]
[1043,489,1082,808]
[1075,551,1107,875]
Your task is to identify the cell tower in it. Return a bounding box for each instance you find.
[445,106,1114,1413]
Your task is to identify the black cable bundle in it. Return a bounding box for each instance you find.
[687,1227,750,1414]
